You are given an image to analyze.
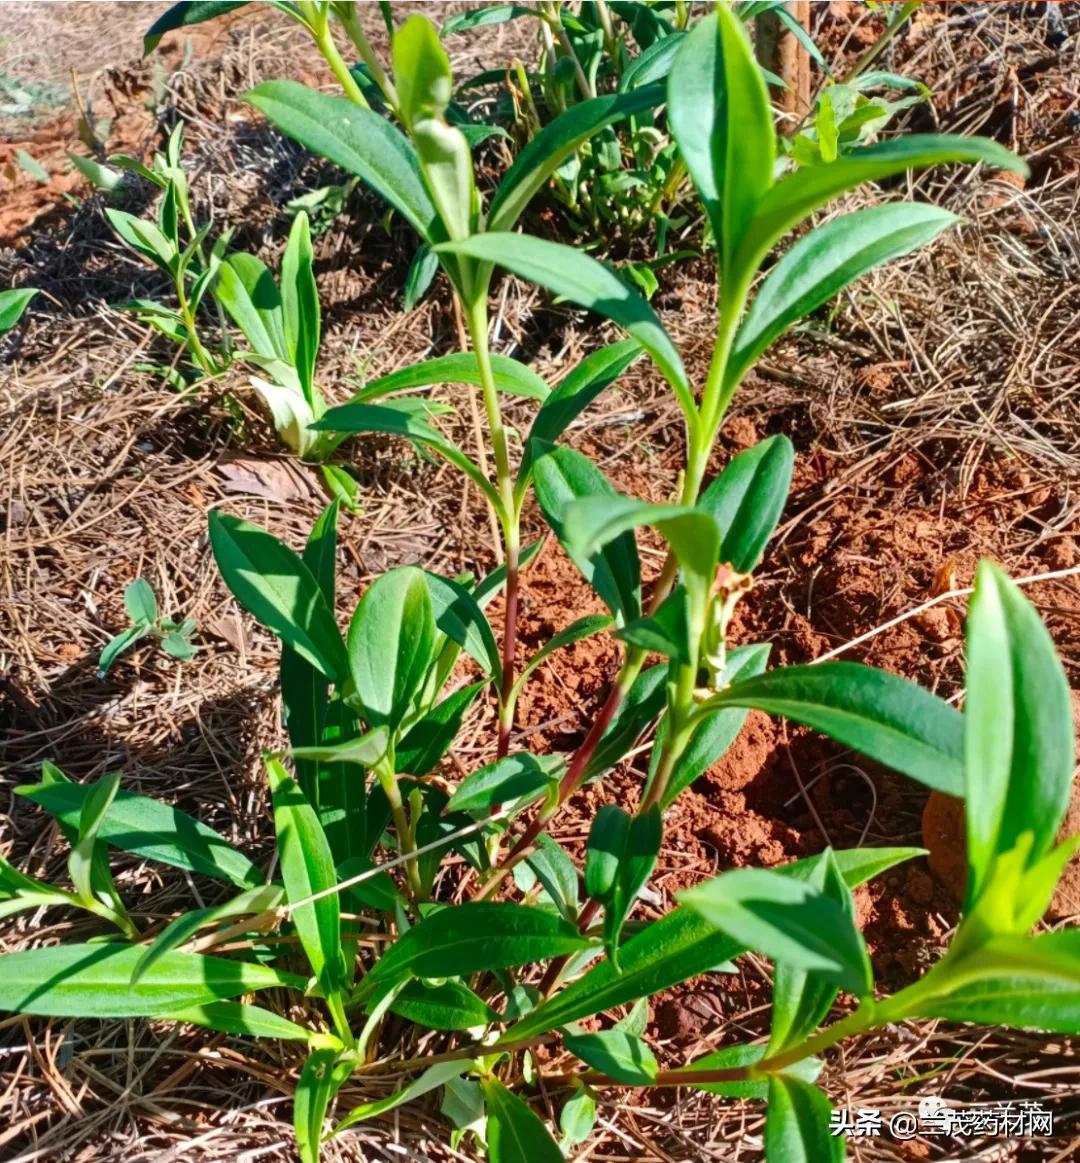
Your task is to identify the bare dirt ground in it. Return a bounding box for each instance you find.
[2,2,1080,1160]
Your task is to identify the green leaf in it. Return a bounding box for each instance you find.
[448,753,564,817]
[699,662,965,795]
[348,567,437,731]
[736,134,1027,285]
[616,586,692,665]
[668,7,774,281]
[621,31,685,90]
[166,999,313,1041]
[591,805,662,968]
[209,511,349,683]
[404,241,439,309]
[291,724,390,768]
[680,863,872,997]
[697,437,794,574]
[645,643,771,808]
[122,578,158,625]
[295,1048,353,1163]
[564,1029,658,1085]
[766,851,856,1053]
[105,208,177,270]
[513,614,614,697]
[521,338,642,483]
[436,233,690,408]
[672,1044,821,1098]
[245,81,437,239]
[397,681,485,775]
[566,495,721,595]
[526,836,580,924]
[312,401,502,513]
[17,772,263,888]
[133,885,283,985]
[0,288,38,335]
[267,757,349,1005]
[97,624,149,675]
[559,1082,597,1146]
[442,5,535,36]
[915,931,1080,1033]
[500,847,917,1042]
[335,1061,469,1131]
[68,773,121,904]
[482,1079,564,1163]
[144,1,246,52]
[488,86,665,232]
[423,571,502,680]
[582,663,667,780]
[765,1076,843,1163]
[282,503,340,802]
[357,352,548,404]
[356,902,591,1004]
[729,204,958,391]
[963,560,1075,909]
[0,944,304,1018]
[390,977,498,1030]
[281,210,320,403]
[532,445,641,626]
[214,252,288,362]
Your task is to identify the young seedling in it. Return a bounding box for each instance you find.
[98,578,198,677]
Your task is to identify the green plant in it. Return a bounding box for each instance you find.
[97,578,199,676]
[5,8,1069,1163]
[107,122,233,382]
[0,286,39,335]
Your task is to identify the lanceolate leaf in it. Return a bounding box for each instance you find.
[281,210,320,402]
[348,567,437,731]
[312,401,502,512]
[446,753,564,815]
[215,252,288,362]
[698,662,965,795]
[697,437,794,574]
[482,1079,565,1163]
[564,1029,658,1085]
[356,902,591,1003]
[533,445,641,626]
[914,931,1080,1033]
[728,203,958,390]
[436,234,691,408]
[423,572,502,680]
[736,134,1027,282]
[668,7,774,281]
[765,1076,843,1163]
[0,944,304,1018]
[267,757,349,1002]
[620,32,685,91]
[513,614,614,696]
[245,81,437,239]
[144,1,246,52]
[488,85,665,232]
[390,977,498,1030]
[565,496,721,592]
[520,338,643,483]
[353,352,548,404]
[336,1061,470,1131]
[17,774,262,889]
[396,681,485,775]
[680,865,872,996]
[963,560,1075,907]
[209,512,349,683]
[295,1048,354,1163]
[0,287,39,334]
[499,847,919,1041]
[166,1000,314,1042]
